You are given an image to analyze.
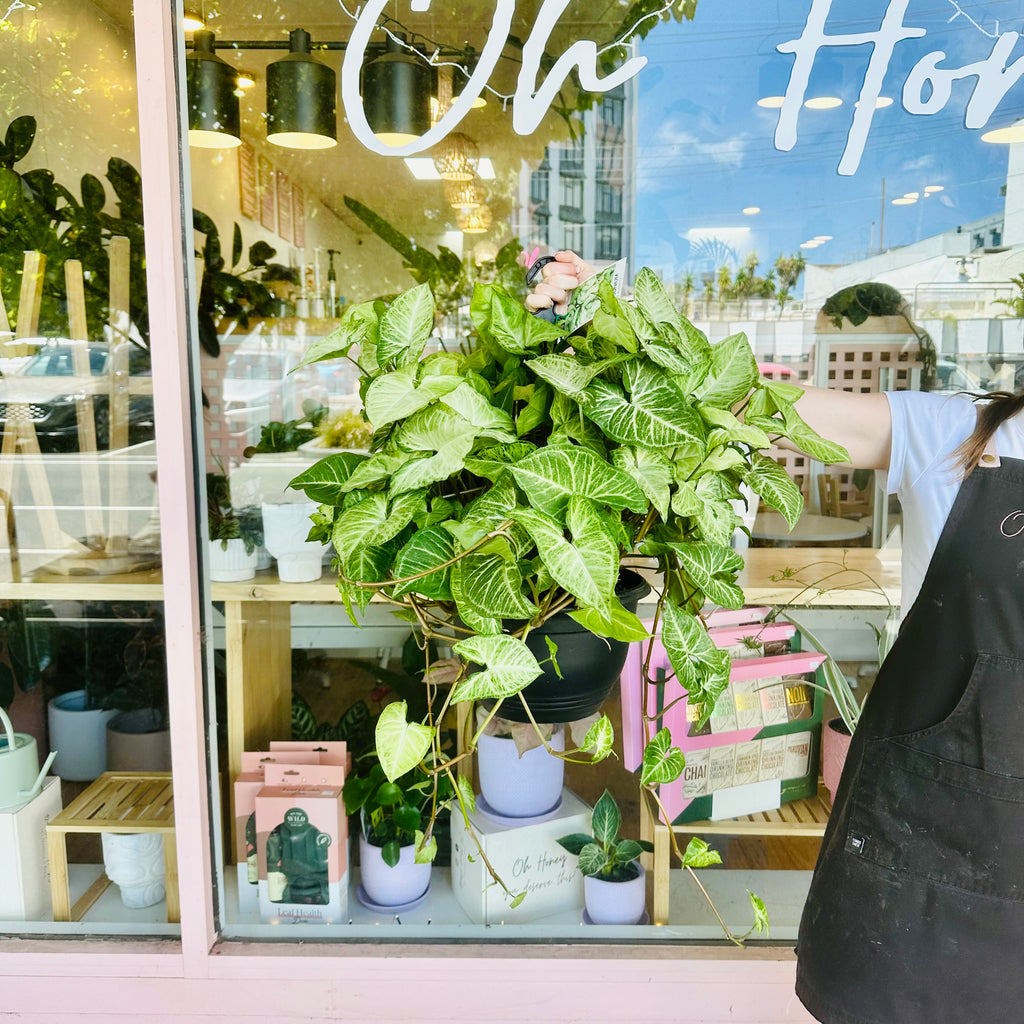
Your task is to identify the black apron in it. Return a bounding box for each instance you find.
[796,452,1024,1024]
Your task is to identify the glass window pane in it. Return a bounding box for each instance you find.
[0,2,175,938]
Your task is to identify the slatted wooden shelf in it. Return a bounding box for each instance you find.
[46,771,178,923]
[673,784,833,837]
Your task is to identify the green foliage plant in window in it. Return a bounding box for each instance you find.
[287,268,846,936]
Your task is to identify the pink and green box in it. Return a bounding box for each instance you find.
[621,610,825,824]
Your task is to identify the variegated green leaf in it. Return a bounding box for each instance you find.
[341,452,407,493]
[591,790,620,844]
[781,402,851,464]
[515,501,617,612]
[510,446,647,518]
[660,599,732,718]
[579,715,615,761]
[375,700,434,782]
[682,837,723,868]
[612,446,672,519]
[450,634,543,704]
[633,267,685,334]
[439,381,516,435]
[670,540,745,609]
[288,451,369,505]
[743,453,804,527]
[332,491,420,568]
[583,360,705,450]
[378,282,434,367]
[293,319,367,371]
[449,561,501,635]
[697,332,759,409]
[364,366,460,428]
[390,435,475,494]
[413,829,437,865]
[459,553,536,618]
[525,353,630,400]
[568,597,651,642]
[577,844,608,877]
[391,526,455,600]
[640,728,686,787]
[464,442,537,482]
[488,288,564,353]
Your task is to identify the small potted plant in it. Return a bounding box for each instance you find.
[557,789,653,925]
[207,472,261,582]
[343,707,458,909]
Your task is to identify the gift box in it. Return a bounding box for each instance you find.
[254,762,349,924]
[621,611,825,824]
[234,748,344,913]
[450,789,590,924]
[0,776,61,920]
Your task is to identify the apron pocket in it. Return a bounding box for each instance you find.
[847,738,1024,901]
[886,652,1024,777]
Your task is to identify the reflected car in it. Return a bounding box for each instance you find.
[931,359,984,395]
[0,342,155,452]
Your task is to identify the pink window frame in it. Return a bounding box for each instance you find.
[0,2,811,1018]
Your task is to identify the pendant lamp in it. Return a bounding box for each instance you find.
[452,47,487,109]
[804,56,843,110]
[433,132,479,181]
[982,118,1024,144]
[266,29,338,150]
[444,176,486,211]
[186,31,241,149]
[457,203,492,233]
[362,34,432,146]
[183,6,205,32]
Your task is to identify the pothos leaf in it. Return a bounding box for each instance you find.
[682,837,723,868]
[375,700,434,783]
[640,728,686,787]
[450,634,543,704]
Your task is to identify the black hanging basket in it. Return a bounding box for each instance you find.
[487,569,651,724]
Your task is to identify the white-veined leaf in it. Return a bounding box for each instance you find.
[697,332,759,409]
[669,540,745,609]
[515,502,617,613]
[579,715,615,761]
[568,597,651,642]
[611,446,672,520]
[591,790,620,844]
[439,381,516,435]
[364,366,460,428]
[659,599,732,718]
[640,728,686,787]
[288,451,370,505]
[391,526,456,600]
[743,453,804,527]
[378,282,434,367]
[682,837,723,868]
[459,553,536,618]
[583,360,705,450]
[509,446,647,518]
[450,634,543,704]
[374,700,435,782]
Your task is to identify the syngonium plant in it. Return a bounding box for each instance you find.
[287,268,847,932]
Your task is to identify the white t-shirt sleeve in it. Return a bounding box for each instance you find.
[884,390,976,496]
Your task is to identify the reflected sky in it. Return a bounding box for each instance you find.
[637,0,1021,273]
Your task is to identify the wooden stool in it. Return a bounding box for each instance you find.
[46,771,178,923]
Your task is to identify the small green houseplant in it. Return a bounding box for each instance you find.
[288,269,846,934]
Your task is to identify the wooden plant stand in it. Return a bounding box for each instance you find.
[46,771,178,923]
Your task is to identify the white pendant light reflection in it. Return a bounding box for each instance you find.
[804,57,843,109]
[445,176,486,211]
[982,119,1024,144]
[183,6,205,32]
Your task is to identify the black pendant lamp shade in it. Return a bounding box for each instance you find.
[362,34,432,146]
[266,28,338,149]
[186,31,241,149]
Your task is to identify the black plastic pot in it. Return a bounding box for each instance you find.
[487,569,651,724]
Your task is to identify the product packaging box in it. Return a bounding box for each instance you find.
[621,611,825,824]
[234,748,345,913]
[0,776,61,920]
[449,789,590,924]
[254,762,349,924]
[268,740,351,773]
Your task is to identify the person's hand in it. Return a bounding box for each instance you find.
[524,251,595,315]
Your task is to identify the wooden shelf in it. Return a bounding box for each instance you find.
[668,784,833,838]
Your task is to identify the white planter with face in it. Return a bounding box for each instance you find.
[261,501,328,582]
[101,832,167,909]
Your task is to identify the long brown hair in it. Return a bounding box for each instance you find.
[952,389,1024,475]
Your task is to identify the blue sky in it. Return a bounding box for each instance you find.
[635,0,1022,275]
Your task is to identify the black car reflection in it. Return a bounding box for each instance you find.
[0,342,155,452]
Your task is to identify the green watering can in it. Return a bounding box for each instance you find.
[0,704,57,812]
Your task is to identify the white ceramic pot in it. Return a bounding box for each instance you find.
[584,863,647,925]
[101,832,167,909]
[47,690,115,782]
[208,538,258,582]
[261,501,328,583]
[477,726,565,818]
[359,832,431,907]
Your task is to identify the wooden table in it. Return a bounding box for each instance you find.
[752,511,870,546]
